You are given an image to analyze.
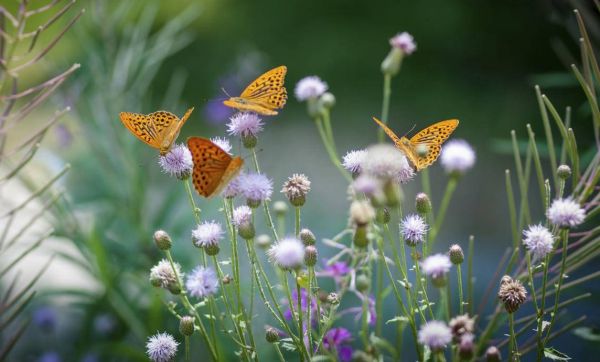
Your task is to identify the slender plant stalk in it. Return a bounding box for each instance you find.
[378,73,392,143]
[456,264,464,315]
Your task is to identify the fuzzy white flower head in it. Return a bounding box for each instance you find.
[158,144,193,179]
[400,214,428,246]
[350,199,376,226]
[547,198,585,228]
[221,174,241,198]
[342,149,367,174]
[233,205,253,227]
[267,237,305,270]
[362,144,415,183]
[523,224,554,259]
[146,332,178,362]
[389,32,417,55]
[149,259,183,289]
[352,174,382,196]
[420,254,452,279]
[295,76,328,101]
[185,266,219,299]
[192,221,224,248]
[440,139,476,174]
[227,112,264,137]
[418,320,452,351]
[238,172,273,202]
[210,137,232,154]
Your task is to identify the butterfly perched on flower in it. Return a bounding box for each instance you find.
[187,137,244,198]
[119,108,194,155]
[372,117,459,171]
[223,66,287,116]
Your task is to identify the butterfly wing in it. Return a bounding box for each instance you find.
[371,117,419,167]
[409,119,459,170]
[223,66,287,115]
[187,137,244,198]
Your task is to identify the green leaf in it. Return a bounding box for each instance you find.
[385,316,409,325]
[573,327,600,342]
[544,347,571,361]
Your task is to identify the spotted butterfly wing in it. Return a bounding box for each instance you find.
[409,119,459,171]
[372,117,419,167]
[187,137,244,198]
[223,66,287,116]
[119,108,194,155]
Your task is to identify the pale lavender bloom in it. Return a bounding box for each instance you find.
[440,139,476,174]
[191,221,224,248]
[267,237,305,270]
[362,144,415,183]
[323,261,351,278]
[284,288,318,322]
[295,76,328,101]
[420,254,452,279]
[342,149,367,174]
[158,144,193,179]
[352,174,381,196]
[33,306,57,332]
[185,266,219,299]
[389,32,417,55]
[146,332,179,362]
[400,214,428,245]
[227,112,264,137]
[523,224,554,259]
[210,137,232,154]
[238,172,273,202]
[222,173,241,198]
[418,320,452,351]
[323,328,353,362]
[150,259,183,289]
[232,205,253,227]
[547,198,585,228]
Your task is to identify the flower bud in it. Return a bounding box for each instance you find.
[383,180,401,207]
[300,228,316,246]
[458,333,474,360]
[204,243,220,256]
[153,230,172,250]
[376,207,391,224]
[356,274,371,293]
[449,244,464,265]
[319,92,336,109]
[222,275,232,285]
[179,316,195,336]
[246,198,261,209]
[485,346,501,362]
[242,133,257,149]
[326,292,340,305]
[415,193,431,214]
[168,283,182,295]
[353,225,369,248]
[304,245,318,266]
[150,275,162,287]
[381,47,404,76]
[265,327,280,343]
[238,223,256,240]
[273,201,288,216]
[431,274,447,288]
[557,164,571,180]
[256,234,272,248]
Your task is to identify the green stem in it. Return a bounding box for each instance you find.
[413,246,435,319]
[185,336,190,362]
[542,229,570,344]
[457,264,464,315]
[185,179,201,223]
[467,235,474,316]
[509,313,520,362]
[306,266,313,356]
[295,206,301,237]
[378,73,392,143]
[315,116,352,182]
[274,344,286,362]
[534,253,551,362]
[429,175,458,245]
[250,148,280,241]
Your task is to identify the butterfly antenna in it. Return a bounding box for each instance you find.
[221,87,232,98]
[403,124,417,137]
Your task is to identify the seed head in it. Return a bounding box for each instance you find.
[497,275,527,313]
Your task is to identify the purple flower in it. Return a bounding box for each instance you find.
[191,221,224,248]
[232,205,253,227]
[389,32,417,55]
[146,332,179,362]
[158,144,193,180]
[33,306,57,333]
[547,198,585,228]
[222,173,242,198]
[362,144,415,183]
[418,320,452,351]
[323,261,351,278]
[421,254,452,279]
[295,76,328,101]
[203,100,233,124]
[237,172,273,203]
[342,150,367,174]
[400,214,428,246]
[267,237,305,270]
[227,112,264,137]
[352,174,381,196]
[283,288,318,322]
[440,139,476,174]
[210,137,232,154]
[523,224,554,259]
[323,328,353,362]
[185,266,219,299]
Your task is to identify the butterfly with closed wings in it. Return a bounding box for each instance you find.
[119,108,194,155]
[223,66,287,116]
[372,117,459,171]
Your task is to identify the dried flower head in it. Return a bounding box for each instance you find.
[238,172,273,206]
[295,76,328,101]
[350,200,376,226]
[267,237,305,270]
[281,173,311,207]
[185,266,219,299]
[146,332,178,362]
[150,259,183,291]
[210,137,232,154]
[523,224,554,259]
[417,320,452,351]
[497,275,527,313]
[342,149,367,175]
[227,112,264,137]
[400,214,428,246]
[449,314,475,342]
[362,144,415,183]
[547,198,585,228]
[440,139,476,174]
[158,144,193,180]
[389,32,417,55]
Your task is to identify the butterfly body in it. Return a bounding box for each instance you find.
[187,137,243,198]
[372,117,459,171]
[223,66,287,116]
[119,108,194,155]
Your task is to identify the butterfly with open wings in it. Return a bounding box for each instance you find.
[223,66,287,116]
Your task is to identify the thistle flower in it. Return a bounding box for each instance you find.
[322,261,351,279]
[420,254,452,287]
[158,144,193,180]
[150,259,183,293]
[192,221,223,255]
[146,332,178,362]
[547,198,585,228]
[281,173,311,207]
[210,136,232,154]
[233,205,254,239]
[267,237,305,270]
[342,149,367,175]
[557,164,571,179]
[350,200,376,226]
[265,327,281,343]
[400,214,428,246]
[153,230,172,250]
[352,174,382,197]
[304,245,318,266]
[458,333,475,360]
[295,76,328,101]
[448,244,464,264]
[415,192,432,214]
[238,172,273,207]
[440,139,476,174]
[221,174,241,198]
[389,32,417,55]
[485,346,502,362]
[523,224,554,259]
[185,266,219,299]
[417,320,452,351]
[299,228,316,246]
[323,328,353,362]
[227,112,264,137]
[448,314,475,342]
[362,144,415,183]
[179,316,195,336]
[498,275,527,313]
[284,288,318,321]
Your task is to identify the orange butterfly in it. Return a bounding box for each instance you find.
[187,137,244,198]
[223,66,287,116]
[119,108,194,155]
[372,117,459,171]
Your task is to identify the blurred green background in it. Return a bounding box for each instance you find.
[8,0,600,360]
